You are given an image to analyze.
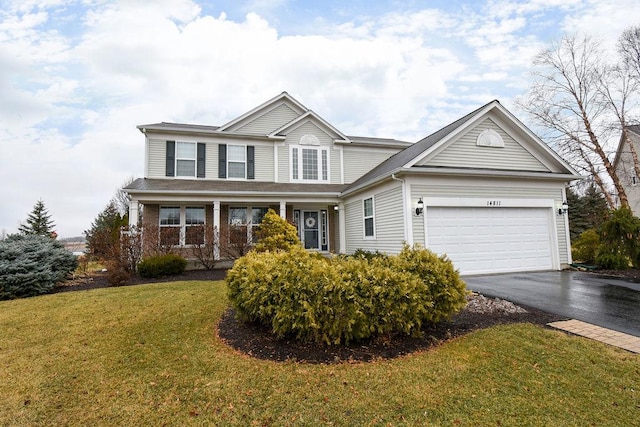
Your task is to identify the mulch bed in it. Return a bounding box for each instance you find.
[53,269,566,364]
[217,304,565,364]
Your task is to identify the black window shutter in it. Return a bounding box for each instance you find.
[247,146,255,180]
[218,144,227,178]
[166,141,175,177]
[197,143,206,178]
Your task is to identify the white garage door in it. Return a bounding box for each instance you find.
[426,207,553,275]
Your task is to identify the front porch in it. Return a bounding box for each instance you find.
[129,200,343,259]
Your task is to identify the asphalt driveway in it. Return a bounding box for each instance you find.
[464,271,640,338]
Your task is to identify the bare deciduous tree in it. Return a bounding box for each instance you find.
[619,26,640,81]
[518,34,639,208]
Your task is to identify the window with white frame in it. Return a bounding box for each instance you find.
[184,207,205,245]
[227,145,246,179]
[228,206,268,245]
[159,206,206,246]
[251,207,269,243]
[363,197,375,238]
[291,145,329,182]
[159,206,181,246]
[176,142,196,177]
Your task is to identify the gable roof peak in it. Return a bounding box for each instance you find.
[217,91,309,132]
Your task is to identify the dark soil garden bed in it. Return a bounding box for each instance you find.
[217,296,566,364]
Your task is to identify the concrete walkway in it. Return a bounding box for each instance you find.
[548,319,640,354]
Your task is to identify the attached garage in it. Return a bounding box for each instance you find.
[425,204,557,275]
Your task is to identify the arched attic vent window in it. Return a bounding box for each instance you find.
[300,134,320,145]
[476,129,505,148]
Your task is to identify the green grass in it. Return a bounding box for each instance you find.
[0,281,638,426]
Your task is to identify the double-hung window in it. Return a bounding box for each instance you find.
[228,207,268,245]
[159,206,206,246]
[218,144,255,179]
[227,145,247,179]
[291,145,329,182]
[363,197,375,238]
[184,207,205,245]
[160,206,181,246]
[166,141,205,178]
[176,142,196,176]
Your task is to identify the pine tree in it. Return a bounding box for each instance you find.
[567,184,609,241]
[18,199,56,237]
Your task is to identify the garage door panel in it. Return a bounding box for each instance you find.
[427,207,553,275]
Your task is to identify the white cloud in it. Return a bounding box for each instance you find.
[1,0,639,237]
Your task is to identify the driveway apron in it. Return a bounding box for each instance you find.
[464,271,640,338]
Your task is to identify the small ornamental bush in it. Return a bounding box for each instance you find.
[0,234,78,300]
[226,243,467,345]
[137,254,187,278]
[572,229,600,264]
[253,209,301,252]
[394,244,468,324]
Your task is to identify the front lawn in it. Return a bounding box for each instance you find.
[0,281,638,426]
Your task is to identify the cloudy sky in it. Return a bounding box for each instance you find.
[1,0,638,238]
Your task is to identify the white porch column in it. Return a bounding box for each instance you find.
[338,202,346,254]
[128,200,139,227]
[279,201,286,219]
[213,201,221,260]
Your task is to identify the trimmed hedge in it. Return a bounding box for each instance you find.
[226,244,467,345]
[137,254,187,278]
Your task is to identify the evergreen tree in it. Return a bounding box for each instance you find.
[18,199,56,237]
[0,234,77,299]
[567,184,610,241]
[84,200,127,259]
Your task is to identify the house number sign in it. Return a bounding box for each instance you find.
[486,200,502,207]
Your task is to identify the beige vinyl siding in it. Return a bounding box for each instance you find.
[615,132,640,216]
[146,138,273,181]
[235,103,300,134]
[410,177,570,264]
[345,185,405,254]
[147,139,166,178]
[279,121,339,184]
[422,118,550,172]
[254,145,274,181]
[342,146,401,183]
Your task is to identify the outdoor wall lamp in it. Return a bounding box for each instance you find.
[415,198,424,216]
[558,201,569,215]
[333,205,339,211]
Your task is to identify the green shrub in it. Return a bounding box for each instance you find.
[598,207,640,269]
[0,234,78,299]
[137,254,187,278]
[595,249,630,270]
[226,244,467,345]
[253,209,301,252]
[572,229,600,264]
[394,244,468,324]
[349,248,389,261]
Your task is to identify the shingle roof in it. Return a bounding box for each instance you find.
[137,122,221,133]
[125,178,347,195]
[344,101,493,193]
[628,124,640,135]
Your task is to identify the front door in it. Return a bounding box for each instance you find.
[302,211,320,250]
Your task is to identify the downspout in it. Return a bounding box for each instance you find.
[391,173,411,244]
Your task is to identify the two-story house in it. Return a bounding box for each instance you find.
[613,125,640,215]
[124,92,580,275]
